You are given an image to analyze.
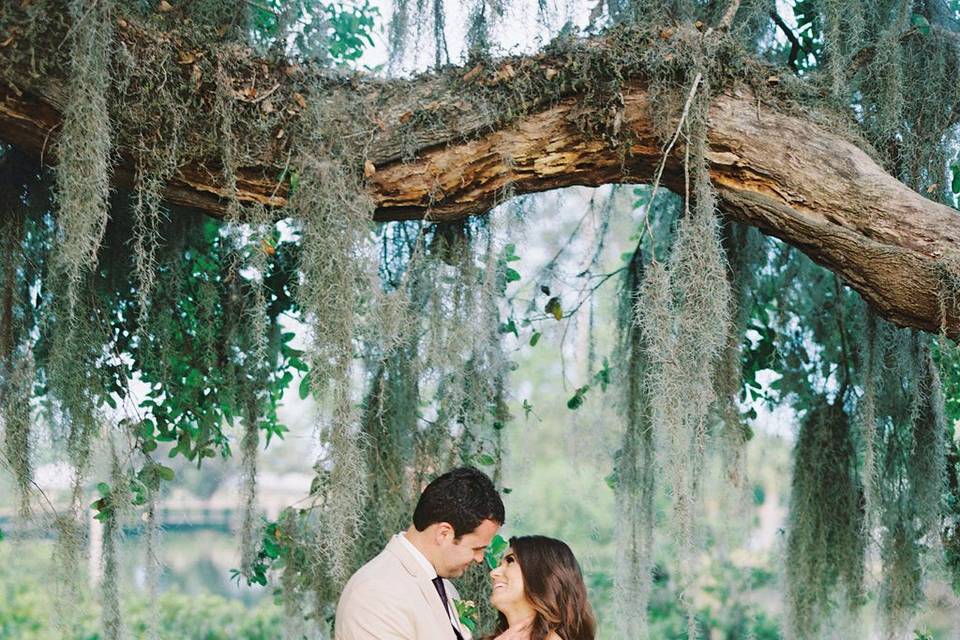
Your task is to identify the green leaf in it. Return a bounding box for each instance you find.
[593,358,611,391]
[141,439,158,453]
[529,331,541,347]
[951,163,960,194]
[540,284,551,296]
[298,373,312,400]
[504,267,521,283]
[93,510,112,522]
[499,318,519,337]
[545,297,563,321]
[157,465,176,482]
[476,453,496,466]
[911,13,931,35]
[605,472,617,490]
[96,482,111,496]
[484,534,510,569]
[566,385,589,410]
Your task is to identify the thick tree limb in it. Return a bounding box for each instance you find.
[1,27,959,336]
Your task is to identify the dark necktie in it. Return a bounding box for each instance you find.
[431,576,465,640]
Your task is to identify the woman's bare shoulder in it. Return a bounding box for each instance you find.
[545,633,564,640]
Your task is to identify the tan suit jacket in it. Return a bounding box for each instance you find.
[335,534,473,640]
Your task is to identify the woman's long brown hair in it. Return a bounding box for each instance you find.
[485,535,597,640]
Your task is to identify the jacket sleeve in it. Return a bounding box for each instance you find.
[335,582,417,640]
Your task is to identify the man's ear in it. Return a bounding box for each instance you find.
[435,521,455,544]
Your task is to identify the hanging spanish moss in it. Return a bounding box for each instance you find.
[101,442,132,640]
[51,508,89,637]
[717,223,762,519]
[239,395,261,580]
[388,0,451,69]
[821,0,864,99]
[635,68,732,638]
[613,248,655,639]
[785,398,865,640]
[54,0,114,314]
[855,0,960,187]
[2,347,34,518]
[293,104,373,590]
[357,351,418,564]
[314,411,369,587]
[908,342,947,536]
[45,285,108,474]
[867,327,949,635]
[879,515,922,638]
[859,311,880,533]
[143,466,161,640]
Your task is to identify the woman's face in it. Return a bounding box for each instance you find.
[489,547,526,610]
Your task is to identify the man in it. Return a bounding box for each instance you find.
[336,466,505,640]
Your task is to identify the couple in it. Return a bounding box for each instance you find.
[335,467,596,640]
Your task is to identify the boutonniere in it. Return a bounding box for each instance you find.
[454,598,478,633]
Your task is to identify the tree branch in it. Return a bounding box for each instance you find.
[1,19,960,337]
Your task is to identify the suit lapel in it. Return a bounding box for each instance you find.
[417,578,456,634]
[386,535,457,638]
[445,580,471,640]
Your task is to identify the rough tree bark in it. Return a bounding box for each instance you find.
[1,25,958,336]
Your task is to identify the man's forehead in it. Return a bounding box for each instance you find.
[464,518,501,544]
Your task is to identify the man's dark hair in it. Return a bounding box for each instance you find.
[412,466,505,537]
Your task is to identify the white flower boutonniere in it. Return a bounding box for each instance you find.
[454,598,478,633]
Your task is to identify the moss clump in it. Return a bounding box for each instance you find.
[634,64,732,638]
[2,348,34,518]
[785,399,865,640]
[54,0,115,314]
[613,248,656,639]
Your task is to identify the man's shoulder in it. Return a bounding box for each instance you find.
[342,544,411,595]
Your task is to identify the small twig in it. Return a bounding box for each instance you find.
[57,0,102,52]
[769,10,806,72]
[269,148,293,201]
[834,275,853,400]
[524,266,627,323]
[40,122,61,168]
[643,71,703,256]
[245,0,281,16]
[0,450,60,518]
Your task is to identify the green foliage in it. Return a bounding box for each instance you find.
[247,0,378,64]
[484,534,509,570]
[0,543,281,640]
[2,2,960,639]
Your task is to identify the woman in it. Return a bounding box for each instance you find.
[484,535,596,640]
